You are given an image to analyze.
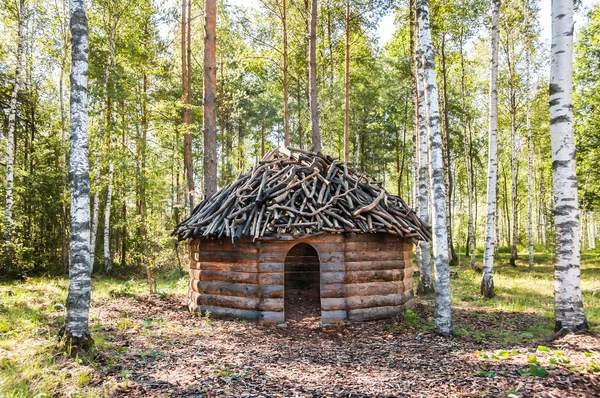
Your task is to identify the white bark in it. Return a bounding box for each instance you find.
[90,149,100,268]
[3,0,25,271]
[415,26,433,296]
[417,0,452,336]
[103,152,114,273]
[526,4,534,268]
[549,0,587,333]
[64,0,92,346]
[481,0,500,298]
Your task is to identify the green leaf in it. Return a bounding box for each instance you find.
[528,355,538,364]
[537,345,550,353]
[477,370,496,378]
[529,364,549,377]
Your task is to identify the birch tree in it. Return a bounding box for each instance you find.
[525,2,534,268]
[62,0,93,347]
[549,0,587,333]
[416,0,452,336]
[481,0,500,298]
[308,0,321,152]
[415,23,433,296]
[3,0,25,272]
[203,0,218,197]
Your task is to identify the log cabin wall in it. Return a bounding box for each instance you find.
[188,233,414,324]
[342,234,414,322]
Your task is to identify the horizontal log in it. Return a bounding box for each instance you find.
[190,240,257,252]
[344,250,407,262]
[193,250,257,263]
[259,311,284,323]
[321,310,347,324]
[260,241,343,253]
[190,261,258,273]
[198,270,259,284]
[345,260,406,271]
[346,293,407,310]
[402,277,414,292]
[321,283,344,298]
[320,262,344,272]
[347,305,404,322]
[193,280,260,297]
[259,262,284,272]
[198,294,259,310]
[345,269,405,283]
[344,281,403,297]
[259,298,284,311]
[259,272,284,285]
[259,284,285,298]
[320,297,346,311]
[344,241,408,252]
[320,271,345,284]
[200,305,259,321]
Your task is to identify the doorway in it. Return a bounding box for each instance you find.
[284,243,321,323]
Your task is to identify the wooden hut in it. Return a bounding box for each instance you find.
[173,148,431,324]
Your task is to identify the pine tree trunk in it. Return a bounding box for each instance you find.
[283,0,290,147]
[327,1,334,155]
[481,0,500,298]
[203,0,218,197]
[415,28,433,296]
[417,0,452,336]
[308,0,321,152]
[3,0,25,272]
[343,0,350,163]
[182,0,195,205]
[62,0,92,348]
[549,0,587,333]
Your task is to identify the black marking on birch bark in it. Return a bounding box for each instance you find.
[555,13,566,20]
[549,98,560,107]
[550,115,570,125]
[549,83,563,96]
[552,160,571,171]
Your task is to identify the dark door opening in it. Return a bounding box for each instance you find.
[284,243,321,323]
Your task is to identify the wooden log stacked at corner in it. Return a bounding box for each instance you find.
[173,147,431,243]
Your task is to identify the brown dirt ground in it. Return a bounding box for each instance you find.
[91,294,600,398]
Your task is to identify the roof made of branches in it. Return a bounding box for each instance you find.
[173,147,431,243]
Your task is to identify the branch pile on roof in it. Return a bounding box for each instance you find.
[173,147,431,243]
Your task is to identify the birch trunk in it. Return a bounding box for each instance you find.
[481,0,500,298]
[3,0,25,272]
[417,0,452,336]
[92,17,116,271]
[62,0,92,348]
[549,0,587,333]
[415,28,433,296]
[103,136,114,274]
[526,5,534,268]
[508,32,518,267]
[182,0,195,205]
[203,0,218,197]
[308,0,321,153]
[327,1,334,155]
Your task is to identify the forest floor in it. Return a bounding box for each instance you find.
[1,250,599,397]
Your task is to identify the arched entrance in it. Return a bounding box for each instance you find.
[284,243,321,323]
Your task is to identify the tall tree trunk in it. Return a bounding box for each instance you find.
[59,0,69,273]
[261,119,265,157]
[62,0,92,348]
[182,0,195,206]
[140,71,152,293]
[481,0,500,298]
[459,34,476,269]
[103,129,114,274]
[203,0,218,197]
[3,0,25,272]
[415,28,433,296]
[417,0,452,336]
[508,33,518,267]
[410,0,419,208]
[525,3,534,268]
[549,0,587,333]
[343,0,350,163]
[327,1,334,155]
[308,0,321,152]
[283,0,290,147]
[439,35,458,266]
